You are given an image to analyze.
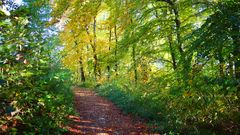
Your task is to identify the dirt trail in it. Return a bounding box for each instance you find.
[66,87,156,135]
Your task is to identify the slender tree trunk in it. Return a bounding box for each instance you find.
[93,16,98,80]
[79,56,85,82]
[126,0,137,83]
[155,0,183,71]
[232,23,240,78]
[85,25,95,79]
[229,55,234,77]
[107,27,112,79]
[93,49,98,80]
[86,44,92,79]
[168,34,177,70]
[157,0,183,54]
[218,48,225,78]
[93,17,101,80]
[85,18,100,81]
[114,24,118,76]
[132,44,138,83]
[74,40,86,82]
[152,2,177,70]
[172,7,183,54]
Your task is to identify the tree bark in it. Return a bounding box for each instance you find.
[216,46,225,78]
[74,40,86,82]
[232,22,240,78]
[132,44,138,83]
[114,24,118,76]
[229,55,234,77]
[79,56,86,82]
[107,27,112,79]
[156,0,183,54]
[93,16,98,79]
[85,17,101,80]
[168,34,177,70]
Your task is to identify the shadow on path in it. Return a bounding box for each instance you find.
[65,87,158,135]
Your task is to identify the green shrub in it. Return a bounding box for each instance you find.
[0,66,74,134]
[95,74,240,134]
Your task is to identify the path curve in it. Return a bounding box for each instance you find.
[66,87,155,135]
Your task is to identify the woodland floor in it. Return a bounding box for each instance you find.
[66,87,159,135]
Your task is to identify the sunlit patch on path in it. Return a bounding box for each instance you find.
[65,87,158,135]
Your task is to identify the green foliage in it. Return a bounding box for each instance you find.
[96,74,240,134]
[96,80,168,132]
[0,1,74,134]
[53,0,240,134]
[18,68,73,133]
[0,66,73,134]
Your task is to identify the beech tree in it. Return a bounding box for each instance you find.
[51,0,239,133]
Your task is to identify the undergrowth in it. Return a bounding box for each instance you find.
[95,76,240,135]
[0,67,74,134]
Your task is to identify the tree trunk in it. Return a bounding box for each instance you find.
[114,24,118,76]
[86,17,101,81]
[132,44,138,83]
[74,40,85,82]
[172,7,183,55]
[107,27,112,79]
[168,34,177,70]
[218,48,225,78]
[93,17,98,80]
[157,0,183,54]
[79,56,86,82]
[155,0,182,69]
[229,55,234,77]
[232,23,240,78]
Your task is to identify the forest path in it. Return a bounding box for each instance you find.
[66,87,156,135]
